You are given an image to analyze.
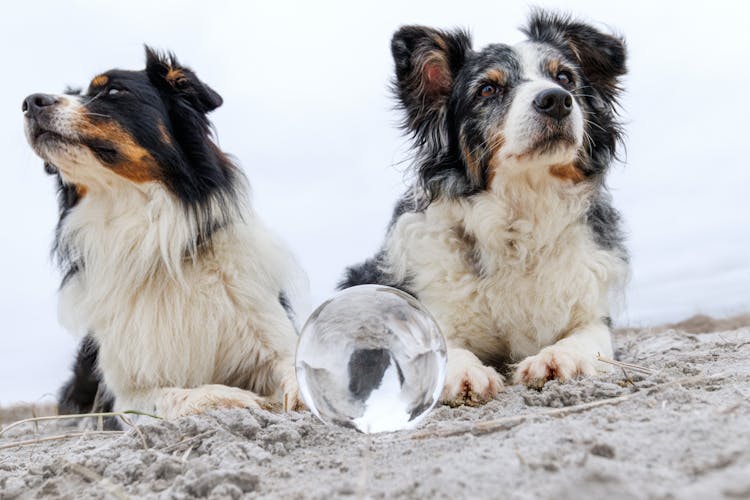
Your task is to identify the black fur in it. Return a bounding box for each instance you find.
[92,47,241,244]
[49,175,83,287]
[142,48,240,218]
[339,250,414,295]
[388,191,418,228]
[347,348,401,401]
[391,27,475,202]
[587,192,628,255]
[57,335,113,414]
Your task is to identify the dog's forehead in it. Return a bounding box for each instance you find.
[468,44,517,70]
[512,42,548,78]
[461,41,561,85]
[86,69,149,92]
[460,44,520,84]
[514,41,572,79]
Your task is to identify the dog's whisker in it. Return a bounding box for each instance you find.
[81,112,112,119]
[81,92,104,106]
[583,117,607,133]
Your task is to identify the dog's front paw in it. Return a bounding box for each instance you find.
[513,346,596,389]
[280,369,307,412]
[282,382,307,412]
[440,349,504,407]
[160,385,267,419]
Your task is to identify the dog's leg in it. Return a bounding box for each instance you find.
[116,385,268,419]
[273,356,306,411]
[58,334,110,414]
[513,321,613,388]
[440,347,504,406]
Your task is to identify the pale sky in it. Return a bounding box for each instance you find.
[1,0,748,404]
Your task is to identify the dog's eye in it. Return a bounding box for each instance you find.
[478,84,499,98]
[556,71,574,87]
[107,87,124,96]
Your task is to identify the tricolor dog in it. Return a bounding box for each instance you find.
[23,48,306,418]
[341,11,629,405]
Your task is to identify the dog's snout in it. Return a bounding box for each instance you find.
[23,93,59,117]
[533,88,573,120]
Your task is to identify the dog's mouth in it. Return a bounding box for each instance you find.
[522,116,580,157]
[33,128,70,145]
[26,118,76,152]
[27,119,119,164]
[529,131,576,154]
[26,127,77,166]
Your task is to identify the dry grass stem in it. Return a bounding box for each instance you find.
[0,410,160,437]
[596,354,655,374]
[118,414,149,450]
[0,431,124,450]
[162,429,217,454]
[408,373,722,440]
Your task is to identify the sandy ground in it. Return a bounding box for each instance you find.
[2,316,749,499]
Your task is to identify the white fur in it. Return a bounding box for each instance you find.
[32,94,307,418]
[385,172,626,402]
[58,175,305,416]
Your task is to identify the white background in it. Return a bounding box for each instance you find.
[1,0,748,404]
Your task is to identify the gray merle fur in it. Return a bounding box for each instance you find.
[341,10,628,293]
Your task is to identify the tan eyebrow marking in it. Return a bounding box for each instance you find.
[484,69,507,86]
[546,59,561,76]
[91,74,109,87]
[166,67,186,85]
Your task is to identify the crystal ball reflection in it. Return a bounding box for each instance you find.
[295,285,447,433]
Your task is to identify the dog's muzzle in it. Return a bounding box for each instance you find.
[23,93,60,119]
[533,88,572,120]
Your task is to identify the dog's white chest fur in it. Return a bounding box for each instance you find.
[57,181,301,409]
[384,179,626,364]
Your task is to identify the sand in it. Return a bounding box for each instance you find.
[2,317,749,499]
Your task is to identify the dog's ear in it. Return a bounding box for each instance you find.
[145,46,223,113]
[143,46,237,212]
[523,11,626,101]
[391,26,472,140]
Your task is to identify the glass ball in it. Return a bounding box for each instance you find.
[295,285,447,433]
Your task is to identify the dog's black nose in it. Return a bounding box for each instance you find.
[533,88,573,120]
[22,93,59,116]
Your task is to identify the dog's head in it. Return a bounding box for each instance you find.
[23,47,236,206]
[392,10,626,200]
